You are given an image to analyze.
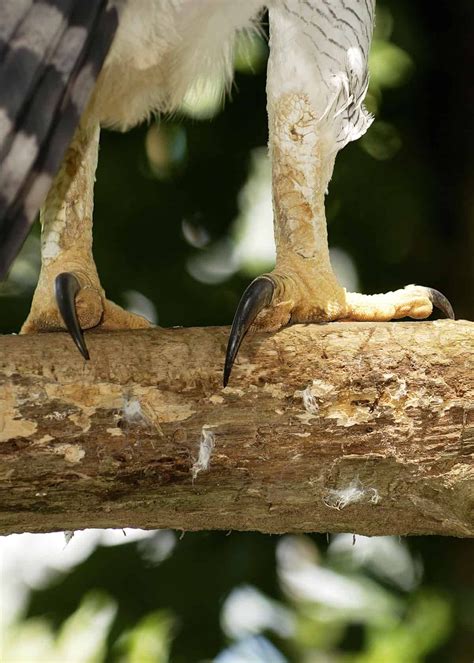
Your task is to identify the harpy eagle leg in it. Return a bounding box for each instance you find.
[19,120,150,357]
[0,1,149,356]
[223,0,454,386]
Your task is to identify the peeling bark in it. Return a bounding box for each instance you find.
[0,320,473,537]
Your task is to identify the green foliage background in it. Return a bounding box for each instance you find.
[0,0,472,661]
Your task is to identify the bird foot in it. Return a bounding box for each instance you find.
[224,265,454,385]
[343,286,453,322]
[21,271,150,359]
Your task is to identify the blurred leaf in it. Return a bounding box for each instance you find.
[360,121,402,161]
[369,40,413,88]
[24,532,279,663]
[358,591,452,663]
[115,611,174,663]
[2,592,115,663]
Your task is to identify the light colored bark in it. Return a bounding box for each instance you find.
[0,320,472,537]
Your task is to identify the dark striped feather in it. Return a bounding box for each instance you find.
[0,0,119,280]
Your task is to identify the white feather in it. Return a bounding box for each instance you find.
[90,0,263,129]
[267,0,374,156]
[89,0,374,155]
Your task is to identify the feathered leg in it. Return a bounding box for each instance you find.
[21,121,150,356]
[224,0,453,384]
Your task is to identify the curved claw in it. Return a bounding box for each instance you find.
[55,272,90,360]
[425,287,455,320]
[224,276,275,387]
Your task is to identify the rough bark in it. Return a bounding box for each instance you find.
[0,320,472,537]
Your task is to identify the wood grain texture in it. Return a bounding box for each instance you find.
[0,320,472,537]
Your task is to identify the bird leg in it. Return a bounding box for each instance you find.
[224,92,453,385]
[21,121,150,357]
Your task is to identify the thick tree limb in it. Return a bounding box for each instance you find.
[0,321,472,537]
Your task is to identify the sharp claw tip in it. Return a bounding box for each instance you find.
[223,277,275,387]
[426,287,455,320]
[222,277,275,387]
[55,271,91,359]
[223,352,233,387]
[72,336,90,360]
[223,366,231,388]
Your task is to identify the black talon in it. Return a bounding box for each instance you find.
[224,276,275,387]
[425,287,455,320]
[55,272,90,360]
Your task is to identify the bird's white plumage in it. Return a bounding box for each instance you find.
[90,0,374,153]
[267,0,374,155]
[89,0,264,129]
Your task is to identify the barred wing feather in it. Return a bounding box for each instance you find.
[0,0,119,279]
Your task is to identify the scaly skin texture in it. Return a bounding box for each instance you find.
[21,122,150,335]
[21,95,434,339]
[254,93,434,331]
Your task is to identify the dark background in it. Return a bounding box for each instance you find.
[1,0,472,661]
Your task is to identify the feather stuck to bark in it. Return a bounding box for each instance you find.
[0,321,472,537]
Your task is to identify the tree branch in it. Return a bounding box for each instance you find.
[0,321,472,537]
